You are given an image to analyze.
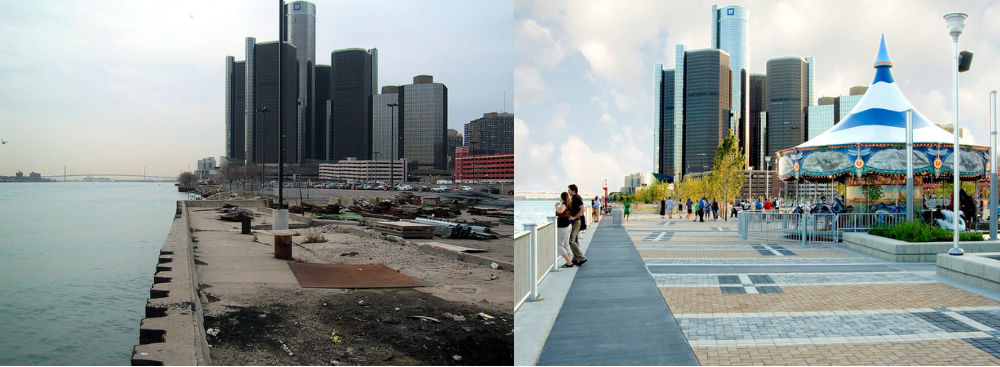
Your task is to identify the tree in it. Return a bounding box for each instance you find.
[709,130,746,220]
[178,171,196,186]
[862,185,883,211]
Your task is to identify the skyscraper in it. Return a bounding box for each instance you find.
[653,46,732,177]
[465,112,514,155]
[285,1,315,164]
[400,75,448,170]
[313,64,330,160]
[372,86,400,161]
[225,56,246,160]
[685,49,731,174]
[447,128,462,169]
[766,56,809,159]
[748,73,767,169]
[247,41,299,164]
[653,64,675,176]
[712,4,750,166]
[329,48,374,161]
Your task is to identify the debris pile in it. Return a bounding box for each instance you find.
[217,204,256,221]
[412,217,499,240]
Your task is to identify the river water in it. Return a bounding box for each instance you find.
[0,182,186,365]
[514,200,558,234]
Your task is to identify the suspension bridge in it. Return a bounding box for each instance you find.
[36,166,178,182]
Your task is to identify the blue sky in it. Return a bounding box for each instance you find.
[514,0,1000,196]
[0,0,513,177]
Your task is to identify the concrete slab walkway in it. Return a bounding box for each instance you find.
[534,223,699,366]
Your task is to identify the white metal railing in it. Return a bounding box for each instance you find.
[739,211,908,244]
[514,218,558,312]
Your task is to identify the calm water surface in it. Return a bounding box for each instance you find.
[0,182,185,365]
[514,200,558,233]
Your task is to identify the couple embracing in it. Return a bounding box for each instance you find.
[555,184,588,268]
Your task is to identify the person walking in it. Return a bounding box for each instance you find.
[623,199,631,221]
[763,198,773,212]
[711,199,719,221]
[659,197,666,219]
[592,196,602,223]
[556,192,574,267]
[567,184,588,266]
[686,198,694,219]
[666,197,675,219]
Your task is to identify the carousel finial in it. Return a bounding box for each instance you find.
[873,34,893,68]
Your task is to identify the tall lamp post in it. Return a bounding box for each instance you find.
[945,12,967,255]
[765,156,772,200]
[387,103,399,191]
[257,107,269,195]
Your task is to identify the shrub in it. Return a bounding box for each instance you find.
[300,227,326,243]
[869,220,983,242]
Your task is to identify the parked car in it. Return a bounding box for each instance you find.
[481,185,500,194]
[431,185,449,192]
[396,184,413,191]
[459,186,474,192]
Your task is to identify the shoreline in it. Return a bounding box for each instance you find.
[132,193,513,365]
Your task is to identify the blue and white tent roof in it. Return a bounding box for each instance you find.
[793,35,970,149]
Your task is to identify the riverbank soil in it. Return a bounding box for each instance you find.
[189,206,513,365]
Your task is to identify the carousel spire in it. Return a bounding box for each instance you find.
[873,33,893,68]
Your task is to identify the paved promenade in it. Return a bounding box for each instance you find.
[520,210,1000,365]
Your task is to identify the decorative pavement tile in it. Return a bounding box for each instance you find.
[644,258,884,265]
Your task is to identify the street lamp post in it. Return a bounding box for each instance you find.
[257,107,270,195]
[945,12,967,255]
[991,91,998,240]
[765,156,772,200]
[387,103,399,191]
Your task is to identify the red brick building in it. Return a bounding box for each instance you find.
[454,146,513,183]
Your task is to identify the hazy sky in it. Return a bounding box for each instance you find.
[0,0,513,178]
[514,0,1000,196]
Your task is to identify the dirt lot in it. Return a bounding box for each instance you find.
[192,206,513,366]
[203,287,512,366]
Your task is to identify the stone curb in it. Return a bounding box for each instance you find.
[130,201,212,366]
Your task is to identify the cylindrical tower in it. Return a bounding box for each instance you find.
[713,5,750,165]
[285,1,315,164]
[244,37,255,162]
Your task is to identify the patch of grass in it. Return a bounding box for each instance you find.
[869,220,984,242]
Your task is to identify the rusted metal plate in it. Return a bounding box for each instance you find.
[287,263,423,289]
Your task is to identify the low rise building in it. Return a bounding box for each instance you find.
[454,146,512,183]
[318,158,406,183]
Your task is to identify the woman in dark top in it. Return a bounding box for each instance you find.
[660,197,666,219]
[556,192,574,267]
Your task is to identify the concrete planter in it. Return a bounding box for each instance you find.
[842,232,1000,262]
[937,253,1000,293]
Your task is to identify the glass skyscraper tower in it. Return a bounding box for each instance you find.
[285,1,315,163]
[712,4,750,167]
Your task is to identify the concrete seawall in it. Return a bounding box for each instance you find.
[130,201,214,366]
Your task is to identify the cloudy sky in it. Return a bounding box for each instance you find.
[0,0,513,178]
[515,0,1000,196]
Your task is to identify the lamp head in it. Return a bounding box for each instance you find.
[944,13,968,38]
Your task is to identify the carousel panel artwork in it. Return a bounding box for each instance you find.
[800,150,853,176]
[865,148,931,174]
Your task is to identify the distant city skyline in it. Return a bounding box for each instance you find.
[0,0,513,177]
[515,0,1000,196]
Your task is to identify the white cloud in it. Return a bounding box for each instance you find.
[514,64,546,107]
[548,103,570,132]
[515,19,566,70]
[514,117,559,192]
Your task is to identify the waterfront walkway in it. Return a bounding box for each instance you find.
[516,211,1000,365]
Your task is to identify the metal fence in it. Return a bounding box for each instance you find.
[739,211,907,244]
[514,219,557,312]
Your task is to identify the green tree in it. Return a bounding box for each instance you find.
[862,185,883,211]
[709,130,746,220]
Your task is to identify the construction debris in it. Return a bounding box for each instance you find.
[411,217,499,240]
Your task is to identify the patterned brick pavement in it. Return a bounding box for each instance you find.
[618,212,1000,365]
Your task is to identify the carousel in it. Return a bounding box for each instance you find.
[775,35,989,219]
